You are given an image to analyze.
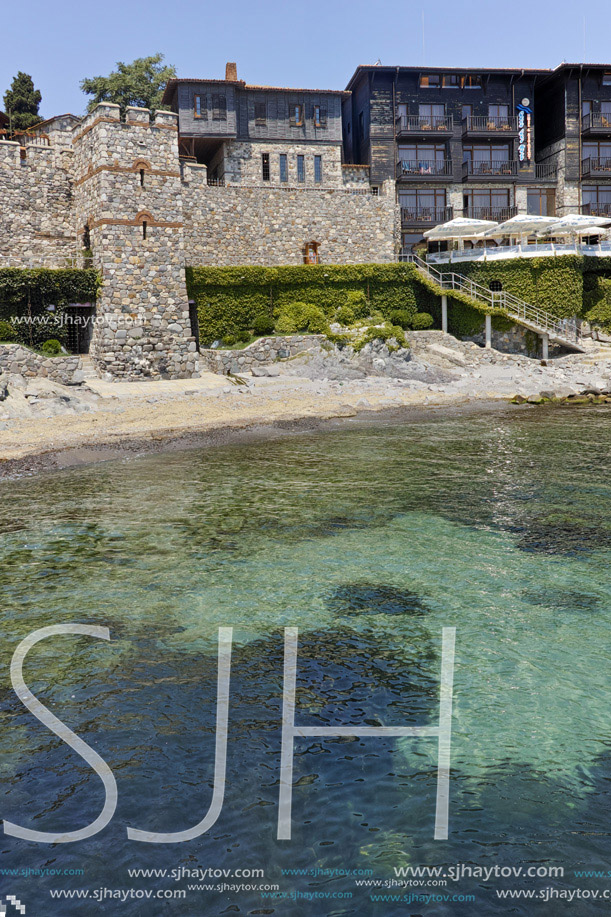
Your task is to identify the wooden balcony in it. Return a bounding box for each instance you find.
[581,113,611,135]
[463,206,518,222]
[396,115,453,136]
[581,157,611,178]
[462,115,518,137]
[396,159,453,180]
[462,160,518,181]
[401,206,454,226]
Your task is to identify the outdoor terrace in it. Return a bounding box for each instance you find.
[396,159,453,180]
[395,115,454,136]
[462,160,518,180]
[461,115,518,138]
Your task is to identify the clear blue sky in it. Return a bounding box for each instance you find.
[3,0,611,118]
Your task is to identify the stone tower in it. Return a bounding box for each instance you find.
[73,103,198,379]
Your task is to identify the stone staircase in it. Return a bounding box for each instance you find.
[79,355,100,381]
[406,254,587,353]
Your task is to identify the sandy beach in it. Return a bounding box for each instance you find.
[2,331,611,479]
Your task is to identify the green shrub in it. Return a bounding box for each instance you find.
[236,329,251,343]
[345,290,369,319]
[389,309,412,329]
[335,305,355,325]
[411,312,434,330]
[353,323,407,353]
[41,339,62,355]
[0,320,17,342]
[222,334,236,346]
[275,302,329,335]
[252,314,275,336]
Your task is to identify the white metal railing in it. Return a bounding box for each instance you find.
[404,253,584,348]
[424,240,611,265]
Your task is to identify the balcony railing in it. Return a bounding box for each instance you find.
[582,112,611,132]
[582,201,611,217]
[581,157,611,177]
[462,115,517,133]
[462,160,518,179]
[463,206,518,222]
[401,206,453,225]
[396,115,453,133]
[396,159,453,178]
[535,162,558,179]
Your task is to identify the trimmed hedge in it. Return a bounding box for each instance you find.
[0,268,99,348]
[186,263,441,344]
[441,256,584,319]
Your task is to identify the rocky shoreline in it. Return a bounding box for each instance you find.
[2,330,611,480]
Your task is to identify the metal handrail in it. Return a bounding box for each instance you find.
[463,160,518,177]
[463,115,517,132]
[396,159,452,177]
[404,254,583,347]
[396,115,453,132]
[581,157,611,174]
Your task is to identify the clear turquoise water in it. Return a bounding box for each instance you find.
[1,405,611,915]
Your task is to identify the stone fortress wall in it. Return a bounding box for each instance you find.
[0,103,398,378]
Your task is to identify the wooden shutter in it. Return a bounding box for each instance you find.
[254,101,266,125]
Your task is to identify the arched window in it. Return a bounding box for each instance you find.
[304,241,320,264]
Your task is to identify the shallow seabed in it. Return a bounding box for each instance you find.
[1,405,610,915]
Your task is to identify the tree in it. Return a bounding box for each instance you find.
[80,54,176,115]
[3,72,42,133]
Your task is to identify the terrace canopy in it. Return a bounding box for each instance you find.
[536,213,611,237]
[423,217,498,240]
[479,215,559,240]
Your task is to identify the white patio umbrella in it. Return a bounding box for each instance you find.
[536,213,611,237]
[423,217,498,241]
[479,214,560,240]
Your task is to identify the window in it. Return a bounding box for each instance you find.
[211,94,227,121]
[582,100,593,116]
[583,185,611,215]
[399,189,447,220]
[370,186,379,196]
[489,280,503,292]
[290,103,304,126]
[297,155,305,182]
[420,73,441,87]
[462,104,473,121]
[262,153,270,182]
[488,104,509,120]
[603,72,611,85]
[139,169,145,187]
[527,188,556,216]
[442,74,460,88]
[359,111,364,139]
[418,103,445,128]
[313,105,327,128]
[279,153,288,183]
[463,75,482,89]
[142,220,147,240]
[254,101,266,126]
[463,189,510,218]
[397,142,447,174]
[314,155,322,183]
[304,241,320,264]
[194,95,207,119]
[463,143,511,174]
[398,142,446,161]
